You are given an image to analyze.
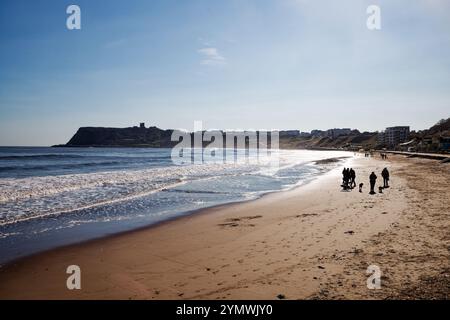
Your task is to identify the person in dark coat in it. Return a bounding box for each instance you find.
[369,172,377,194]
[349,168,356,188]
[382,168,390,188]
[342,168,348,189]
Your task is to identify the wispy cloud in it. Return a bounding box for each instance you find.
[198,47,226,66]
[104,38,127,49]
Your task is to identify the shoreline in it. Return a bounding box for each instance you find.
[0,154,449,299]
[0,154,350,265]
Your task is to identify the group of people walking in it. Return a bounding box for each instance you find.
[342,167,390,194]
[341,168,356,190]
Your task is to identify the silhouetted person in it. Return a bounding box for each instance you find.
[382,167,390,188]
[347,168,352,188]
[369,172,377,195]
[342,168,348,189]
[349,168,356,188]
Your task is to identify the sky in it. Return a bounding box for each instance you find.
[0,0,449,146]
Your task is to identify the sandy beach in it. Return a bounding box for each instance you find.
[0,154,449,300]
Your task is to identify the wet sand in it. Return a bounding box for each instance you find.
[0,154,449,299]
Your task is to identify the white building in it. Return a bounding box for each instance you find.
[383,126,410,147]
[326,128,352,139]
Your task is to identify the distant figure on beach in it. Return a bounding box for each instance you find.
[359,183,363,193]
[342,168,349,190]
[349,168,356,188]
[379,186,383,193]
[382,168,390,188]
[369,172,377,194]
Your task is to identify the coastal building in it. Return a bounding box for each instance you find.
[280,130,300,137]
[310,130,326,138]
[140,122,146,129]
[398,139,417,152]
[379,126,410,147]
[440,136,450,151]
[385,126,410,146]
[326,128,352,139]
[377,131,385,145]
[417,136,443,152]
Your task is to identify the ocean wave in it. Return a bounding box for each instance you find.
[0,161,127,172]
[0,163,257,226]
[0,150,352,228]
[0,154,85,160]
[163,189,230,195]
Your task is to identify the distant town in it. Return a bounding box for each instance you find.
[277,118,449,153]
[59,118,450,153]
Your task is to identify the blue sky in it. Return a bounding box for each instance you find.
[0,0,449,146]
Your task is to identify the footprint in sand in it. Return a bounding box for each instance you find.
[218,215,262,228]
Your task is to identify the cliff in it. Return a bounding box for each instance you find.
[64,126,176,147]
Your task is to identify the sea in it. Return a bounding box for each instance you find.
[0,147,351,264]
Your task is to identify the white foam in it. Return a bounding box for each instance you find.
[0,150,351,226]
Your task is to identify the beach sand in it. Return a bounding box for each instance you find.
[0,154,449,300]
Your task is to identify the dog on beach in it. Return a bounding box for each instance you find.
[359,183,363,193]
